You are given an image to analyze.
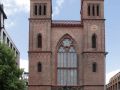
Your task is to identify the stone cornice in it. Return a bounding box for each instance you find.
[29,18,51,21]
[82,51,108,55]
[82,19,106,21]
[28,51,52,53]
[52,20,83,27]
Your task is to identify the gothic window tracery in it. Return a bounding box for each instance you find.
[57,38,77,86]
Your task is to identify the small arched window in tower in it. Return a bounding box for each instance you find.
[38,62,42,72]
[92,34,97,48]
[88,4,91,16]
[34,5,37,15]
[43,4,46,15]
[92,62,97,72]
[92,5,95,16]
[37,33,42,48]
[97,4,100,16]
[39,5,42,15]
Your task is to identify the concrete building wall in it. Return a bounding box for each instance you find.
[107,72,120,90]
[0,4,20,66]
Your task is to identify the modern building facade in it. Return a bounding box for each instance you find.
[22,72,29,86]
[106,72,120,90]
[28,0,106,90]
[0,4,20,65]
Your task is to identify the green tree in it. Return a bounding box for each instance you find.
[0,44,26,90]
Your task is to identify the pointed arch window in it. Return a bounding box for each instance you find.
[88,4,91,16]
[39,5,42,15]
[92,5,95,16]
[43,5,46,15]
[92,62,97,72]
[92,34,97,48]
[34,5,37,15]
[97,4,100,16]
[37,33,42,48]
[38,62,42,72]
[57,38,77,86]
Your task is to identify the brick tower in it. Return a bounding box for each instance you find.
[28,0,52,90]
[81,0,106,89]
[28,0,106,90]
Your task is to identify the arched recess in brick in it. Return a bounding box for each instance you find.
[55,34,78,86]
[37,33,42,48]
[92,33,97,48]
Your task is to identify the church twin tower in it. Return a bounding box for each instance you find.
[29,0,106,90]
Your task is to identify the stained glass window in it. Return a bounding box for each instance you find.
[57,38,77,86]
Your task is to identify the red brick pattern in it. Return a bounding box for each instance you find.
[29,0,106,90]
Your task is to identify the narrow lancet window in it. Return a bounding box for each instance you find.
[97,4,100,16]
[43,5,46,15]
[37,33,42,48]
[92,5,95,16]
[38,62,42,72]
[34,5,37,15]
[92,62,97,72]
[92,34,97,48]
[88,5,91,16]
[39,5,42,15]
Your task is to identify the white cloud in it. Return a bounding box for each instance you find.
[6,21,15,29]
[0,0,30,30]
[1,0,30,16]
[15,0,30,12]
[20,59,28,72]
[106,69,120,84]
[52,0,65,17]
[1,0,65,17]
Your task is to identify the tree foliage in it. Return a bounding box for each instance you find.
[0,44,26,90]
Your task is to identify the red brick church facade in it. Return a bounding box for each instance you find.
[28,0,106,90]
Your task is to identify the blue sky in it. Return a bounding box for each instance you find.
[1,0,120,83]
